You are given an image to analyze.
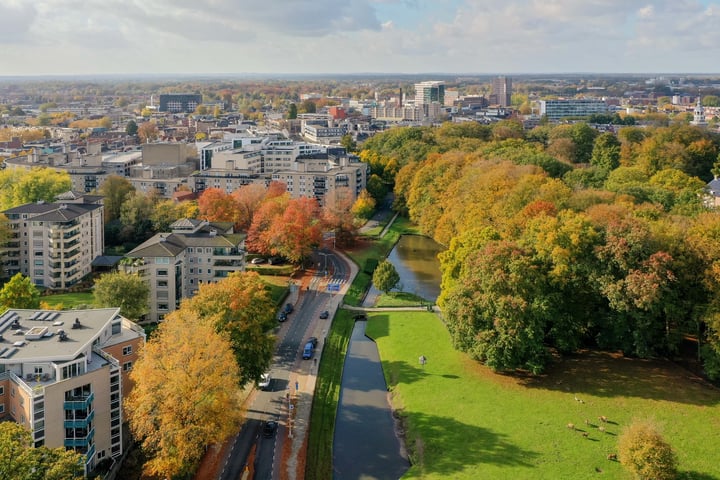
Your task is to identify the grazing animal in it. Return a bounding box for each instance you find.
[582,432,589,438]
[585,419,590,426]
[595,467,603,473]
[567,423,575,430]
[599,415,608,423]
[607,453,617,461]
[574,395,580,402]
[598,426,606,434]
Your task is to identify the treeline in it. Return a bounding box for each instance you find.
[362,120,720,378]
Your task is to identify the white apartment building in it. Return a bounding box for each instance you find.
[125,219,246,323]
[0,307,145,476]
[1,193,104,289]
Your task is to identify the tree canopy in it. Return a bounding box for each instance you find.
[372,260,400,294]
[0,273,40,310]
[93,271,149,321]
[125,310,242,478]
[0,168,72,210]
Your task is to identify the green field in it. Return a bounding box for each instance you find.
[41,292,95,309]
[364,311,720,480]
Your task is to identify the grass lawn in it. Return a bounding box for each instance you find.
[375,291,429,308]
[365,311,720,480]
[41,292,95,309]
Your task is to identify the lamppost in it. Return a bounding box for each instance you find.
[317,251,329,277]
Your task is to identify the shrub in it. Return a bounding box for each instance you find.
[364,258,378,274]
[618,419,678,480]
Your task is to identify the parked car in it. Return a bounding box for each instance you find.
[263,420,278,438]
[251,257,266,264]
[284,303,294,314]
[268,256,285,265]
[319,310,329,319]
[307,336,318,348]
[302,341,315,360]
[258,372,271,390]
[278,311,287,322]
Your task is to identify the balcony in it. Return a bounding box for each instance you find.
[64,392,94,410]
[64,411,95,429]
[63,427,94,448]
[212,248,242,256]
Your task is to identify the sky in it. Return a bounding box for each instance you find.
[1,0,719,76]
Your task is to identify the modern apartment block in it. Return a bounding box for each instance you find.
[491,76,512,107]
[539,98,608,121]
[125,219,246,323]
[158,94,202,113]
[0,307,145,476]
[1,192,104,288]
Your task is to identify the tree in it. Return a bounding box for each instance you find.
[99,175,135,223]
[0,273,40,310]
[0,422,84,480]
[372,260,400,294]
[137,121,159,143]
[591,132,621,171]
[93,271,149,321]
[182,272,277,386]
[198,187,238,225]
[299,99,316,114]
[351,189,376,220]
[231,183,267,231]
[264,197,323,263]
[0,168,72,210]
[119,191,156,244]
[287,103,298,119]
[125,310,243,478]
[340,134,357,153]
[125,119,138,136]
[618,420,678,480]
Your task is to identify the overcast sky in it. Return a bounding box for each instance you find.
[1,0,719,76]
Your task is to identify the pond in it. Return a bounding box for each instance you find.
[364,234,445,305]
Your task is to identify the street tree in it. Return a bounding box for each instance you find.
[0,273,40,310]
[0,422,84,480]
[183,272,276,386]
[125,310,242,478]
[93,271,149,321]
[373,260,400,294]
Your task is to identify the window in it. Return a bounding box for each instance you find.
[123,346,132,356]
[157,269,168,276]
[0,405,4,414]
[157,280,168,287]
[34,366,43,374]
[0,386,3,396]
[158,303,168,311]
[156,257,170,264]
[111,321,121,334]
[123,362,133,372]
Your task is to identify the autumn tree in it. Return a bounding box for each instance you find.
[198,187,238,225]
[266,197,323,263]
[618,420,678,480]
[322,189,358,248]
[0,273,40,310]
[150,199,186,233]
[245,194,289,255]
[231,183,267,231]
[0,422,84,480]
[137,121,159,143]
[0,168,72,210]
[372,259,400,294]
[182,271,276,386]
[125,310,242,478]
[351,189,376,220]
[93,271,149,321]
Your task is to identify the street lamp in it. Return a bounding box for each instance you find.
[317,251,329,276]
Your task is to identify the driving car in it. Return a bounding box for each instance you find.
[258,372,271,391]
[262,420,278,438]
[319,310,329,319]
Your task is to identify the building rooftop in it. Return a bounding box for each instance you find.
[0,308,123,363]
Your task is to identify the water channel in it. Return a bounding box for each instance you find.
[363,234,445,307]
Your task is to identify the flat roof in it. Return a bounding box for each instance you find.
[0,308,122,363]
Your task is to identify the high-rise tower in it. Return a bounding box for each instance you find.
[491,76,512,107]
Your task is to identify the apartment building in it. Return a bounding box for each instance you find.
[1,193,104,288]
[0,307,145,476]
[539,99,608,121]
[125,219,246,323]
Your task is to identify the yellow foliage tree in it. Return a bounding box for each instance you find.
[125,309,242,478]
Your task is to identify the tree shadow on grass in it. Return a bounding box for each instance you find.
[517,350,720,406]
[678,472,720,480]
[399,410,540,476]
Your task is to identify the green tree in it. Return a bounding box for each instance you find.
[340,133,357,153]
[99,175,135,223]
[183,272,277,386]
[125,119,138,136]
[93,271,149,321]
[287,103,298,119]
[618,420,678,480]
[0,168,72,210]
[702,95,720,107]
[125,310,242,478]
[119,191,156,243]
[0,273,40,309]
[0,422,84,480]
[591,132,621,171]
[372,260,400,294]
[299,99,316,114]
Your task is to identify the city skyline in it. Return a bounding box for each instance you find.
[1,0,720,77]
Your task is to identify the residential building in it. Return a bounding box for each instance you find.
[125,219,246,323]
[0,307,145,476]
[491,76,512,107]
[1,193,104,288]
[158,94,202,113]
[539,99,608,121]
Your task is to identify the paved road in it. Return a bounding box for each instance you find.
[333,321,410,480]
